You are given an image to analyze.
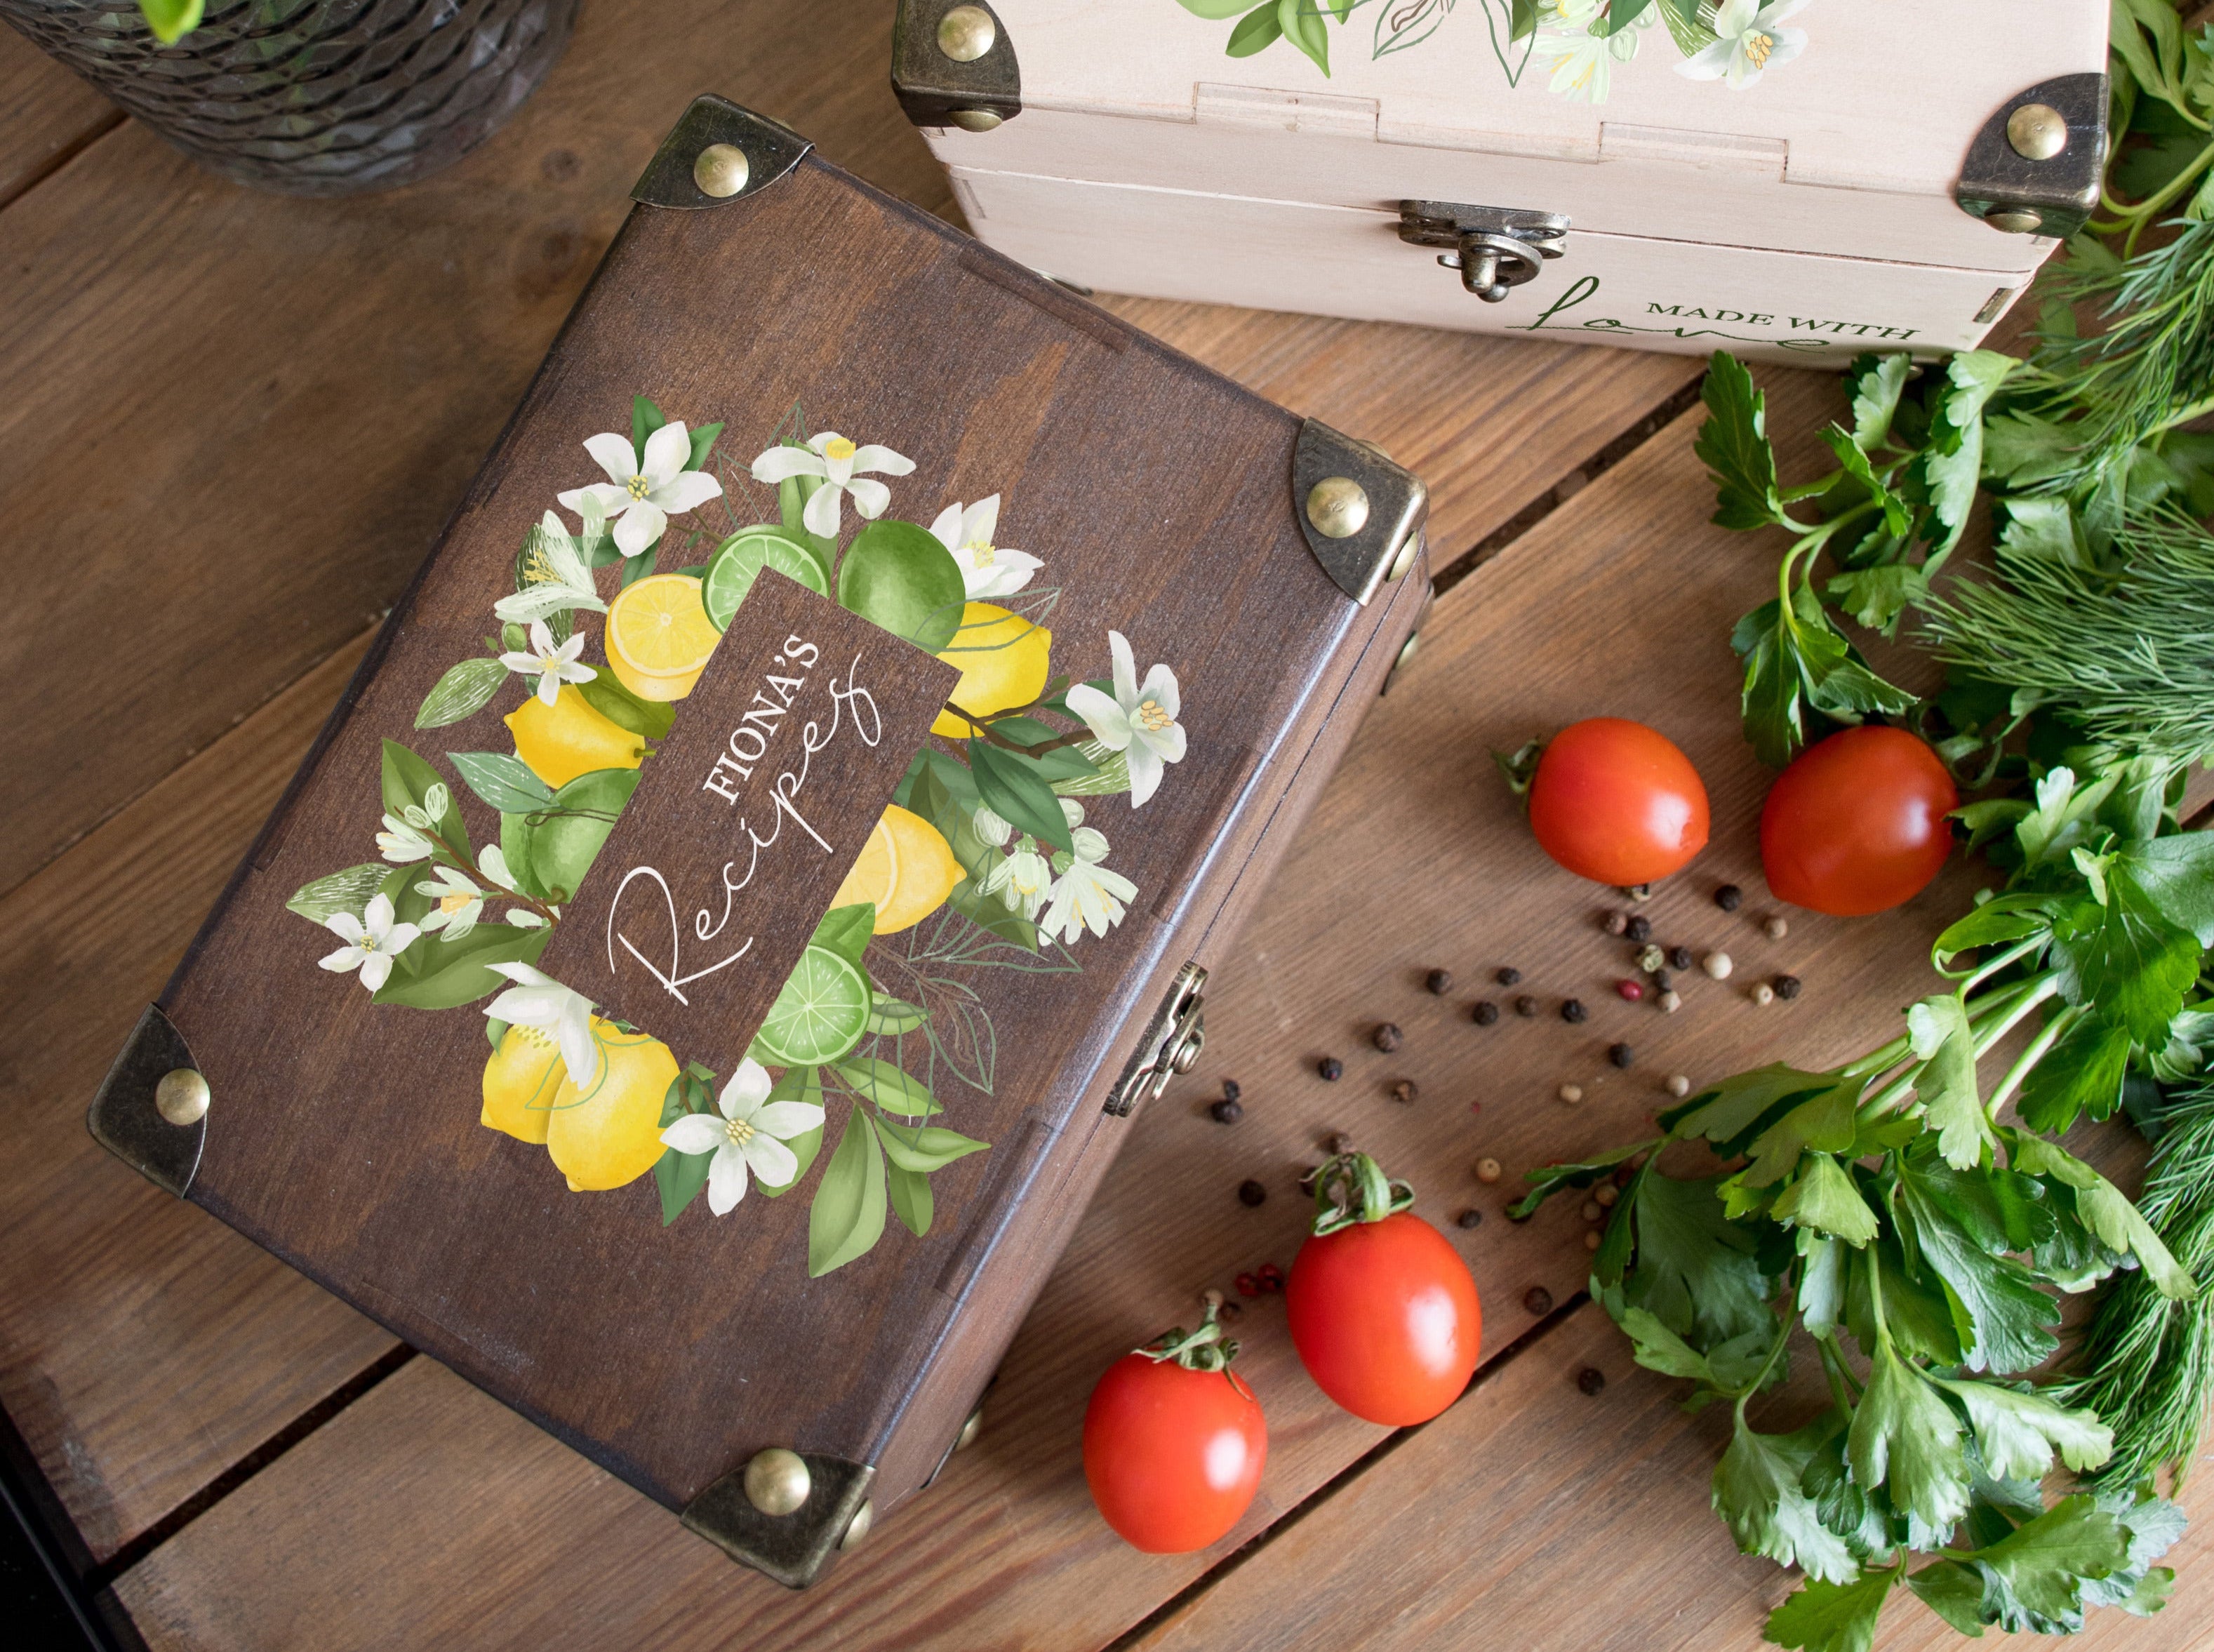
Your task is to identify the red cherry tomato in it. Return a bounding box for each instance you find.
[1288,1212,1483,1425]
[1526,717,1709,886]
[1083,1352,1266,1553]
[1761,726,1959,917]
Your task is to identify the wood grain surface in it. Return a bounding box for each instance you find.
[5,4,2175,1648]
[0,27,115,212]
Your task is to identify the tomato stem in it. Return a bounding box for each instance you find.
[1138,1303,1241,1373]
[1309,1151,1416,1237]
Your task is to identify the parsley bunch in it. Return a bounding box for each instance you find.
[1515,761,2214,1648]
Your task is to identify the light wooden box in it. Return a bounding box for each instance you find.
[895,0,2109,362]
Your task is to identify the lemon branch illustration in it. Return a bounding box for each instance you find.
[935,702,1096,757]
[417,817,566,928]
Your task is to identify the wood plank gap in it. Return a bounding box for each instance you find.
[0,617,385,910]
[0,105,124,218]
[1432,377,1709,598]
[1098,1292,1595,1652]
[91,1346,417,1593]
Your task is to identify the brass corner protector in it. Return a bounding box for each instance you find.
[682,1453,875,1589]
[631,95,813,211]
[892,1,1021,131]
[1293,421,1430,606]
[87,1003,205,1199]
[1954,72,2105,241]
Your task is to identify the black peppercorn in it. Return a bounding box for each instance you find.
[1317,1056,1343,1081]
[1217,1299,1243,1323]
[1668,945,1693,971]
[1523,1286,1554,1316]
[1390,1079,1418,1104]
[1209,1098,1244,1124]
[1373,1022,1403,1053]
[1652,969,1673,992]
[1472,1000,1500,1026]
[1221,1078,1242,1103]
[1609,1042,1634,1069]
[1775,973,1803,1000]
[1237,1179,1267,1207]
[1425,968,1453,995]
[1577,1367,1606,1397]
[1496,966,1522,985]
[1715,884,1743,911]
[1514,995,1539,1018]
[1624,916,1651,942]
[1561,999,1587,1024]
[1455,1207,1483,1230]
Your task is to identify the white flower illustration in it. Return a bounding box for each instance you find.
[928,495,1043,599]
[1676,0,1807,89]
[318,893,420,993]
[500,618,596,707]
[1041,803,1138,943]
[749,432,916,540]
[415,865,488,941]
[484,961,599,1087]
[982,837,1055,919]
[558,423,724,559]
[1531,0,1644,103]
[495,509,608,625]
[658,1058,826,1215]
[973,804,1014,847]
[376,811,434,864]
[1065,631,1187,808]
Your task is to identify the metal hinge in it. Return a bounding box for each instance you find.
[87,1003,206,1199]
[631,95,813,211]
[1398,200,1570,302]
[1954,72,2105,240]
[1294,421,1428,606]
[893,1,1022,132]
[1104,961,1208,1117]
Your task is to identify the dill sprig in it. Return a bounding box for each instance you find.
[2066,1080,2214,1491]
[1921,512,2214,765]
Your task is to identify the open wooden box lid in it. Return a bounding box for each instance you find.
[898,0,2110,272]
[87,97,1427,1587]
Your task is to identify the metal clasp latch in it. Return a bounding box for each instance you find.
[1397,200,1570,302]
[1104,961,1207,1117]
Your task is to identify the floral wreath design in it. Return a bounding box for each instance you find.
[1173,0,1808,105]
[287,397,1190,1275]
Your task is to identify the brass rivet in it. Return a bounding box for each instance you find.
[938,4,996,62]
[1306,476,1370,540]
[839,1499,876,1551]
[154,1068,209,1127]
[2006,103,2067,161]
[949,108,1003,133]
[1986,208,2043,235]
[955,1407,985,1451]
[693,142,750,199]
[1385,527,1422,583]
[1393,632,1422,673]
[743,1448,811,1516]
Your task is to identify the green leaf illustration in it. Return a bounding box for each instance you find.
[810,902,876,971]
[631,394,665,453]
[136,0,203,44]
[1226,3,1282,56]
[415,658,507,730]
[286,862,388,926]
[499,812,548,900]
[577,672,675,740]
[834,1057,942,1118]
[447,751,556,815]
[529,767,641,902]
[808,1108,887,1277]
[968,739,1076,857]
[888,1164,933,1237]
[947,878,1039,950]
[655,1073,713,1225]
[380,739,470,860]
[874,1114,989,1173]
[686,421,724,471]
[867,995,928,1036]
[372,924,548,1010]
[836,519,967,653]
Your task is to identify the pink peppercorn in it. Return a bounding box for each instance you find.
[1235,1272,1260,1298]
[1616,978,1644,1001]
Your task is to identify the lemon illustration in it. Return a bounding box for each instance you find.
[544,1019,680,1192]
[751,945,872,1068]
[505,686,646,790]
[834,805,963,934]
[481,1023,564,1143]
[606,573,721,702]
[931,604,1051,738]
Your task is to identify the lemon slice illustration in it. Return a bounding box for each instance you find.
[751,944,872,1067]
[605,573,721,702]
[702,527,828,630]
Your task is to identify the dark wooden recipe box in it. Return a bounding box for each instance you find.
[86,95,1429,1588]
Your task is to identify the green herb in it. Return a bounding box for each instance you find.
[138,1,202,44]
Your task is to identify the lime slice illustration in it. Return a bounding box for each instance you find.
[750,944,871,1067]
[702,527,829,630]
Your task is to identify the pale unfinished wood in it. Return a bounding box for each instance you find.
[0,635,395,1559]
[112,368,2163,1651]
[0,27,116,211]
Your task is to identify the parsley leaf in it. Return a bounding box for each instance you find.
[1905,994,1993,1170]
[1930,1378,2113,1480]
[2015,1013,2132,1134]
[1963,1494,2132,1632]
[1766,1565,1899,1652]
[1772,1154,1881,1247]
[1712,1413,1862,1585]
[1847,352,1909,451]
[1623,1172,1775,1345]
[2049,869,2202,1043]
[1742,1079,1861,1186]
[1847,1345,1972,1534]
[1895,1156,2062,1374]
[1909,349,2016,556]
[1695,350,1785,530]
[1665,1062,1836,1151]
[2006,1133,2199,1299]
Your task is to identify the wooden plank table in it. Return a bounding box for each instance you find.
[0,7,2201,1648]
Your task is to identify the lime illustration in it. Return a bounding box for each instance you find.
[751,943,871,1067]
[702,527,829,630]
